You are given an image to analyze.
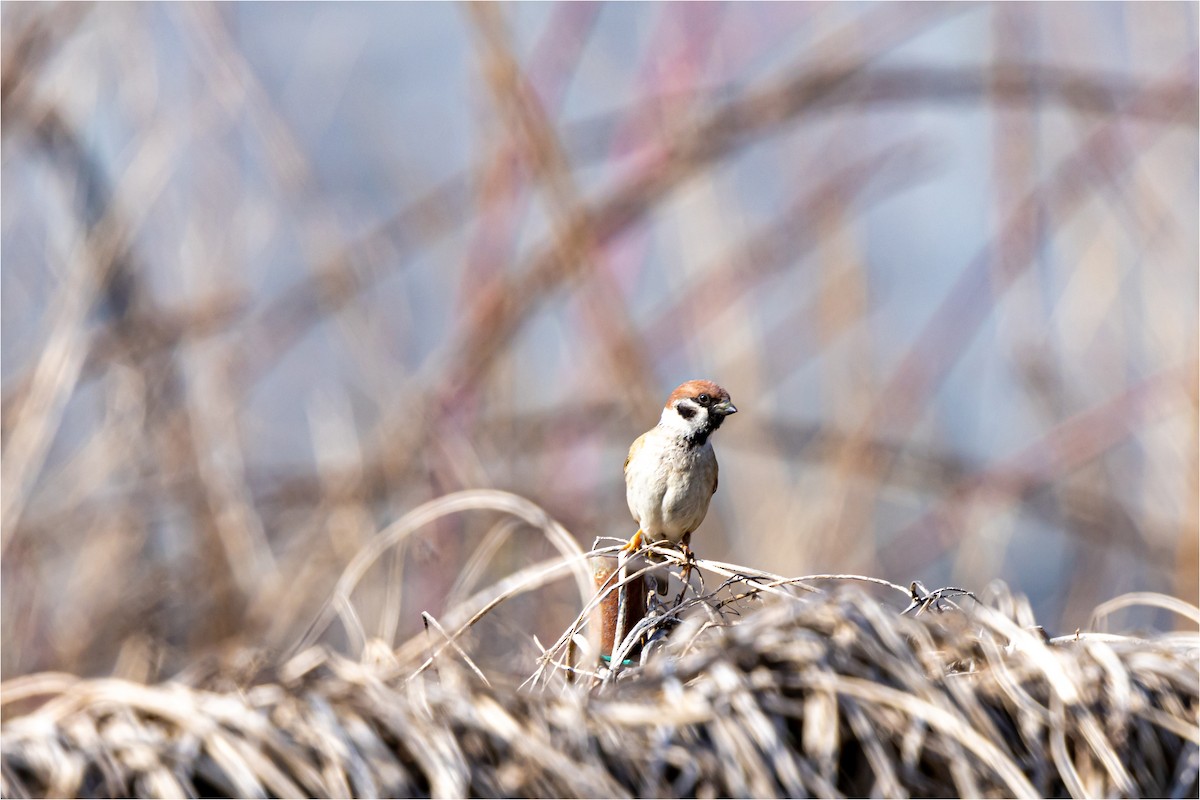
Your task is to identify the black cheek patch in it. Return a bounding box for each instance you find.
[676,403,697,420]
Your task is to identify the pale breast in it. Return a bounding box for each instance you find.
[625,433,718,544]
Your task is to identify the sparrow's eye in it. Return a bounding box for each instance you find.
[697,393,711,405]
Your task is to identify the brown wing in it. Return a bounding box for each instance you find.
[712,455,719,495]
[624,432,648,475]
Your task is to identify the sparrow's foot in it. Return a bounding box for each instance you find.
[679,540,696,585]
[622,528,645,553]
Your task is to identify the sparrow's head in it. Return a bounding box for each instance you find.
[660,379,737,445]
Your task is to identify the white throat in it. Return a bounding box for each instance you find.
[658,402,705,438]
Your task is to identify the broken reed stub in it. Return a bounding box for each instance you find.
[591,553,647,661]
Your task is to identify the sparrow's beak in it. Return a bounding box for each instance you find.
[714,401,737,416]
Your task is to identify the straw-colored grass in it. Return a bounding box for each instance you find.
[2,5,1197,798]
[3,553,1196,799]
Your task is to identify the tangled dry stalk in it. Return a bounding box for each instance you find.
[2,5,1197,798]
[2,547,1197,799]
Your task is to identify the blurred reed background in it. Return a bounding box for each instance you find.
[2,2,1196,682]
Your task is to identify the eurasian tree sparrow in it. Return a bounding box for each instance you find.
[623,380,737,557]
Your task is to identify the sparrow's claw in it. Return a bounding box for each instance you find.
[679,539,696,585]
[623,529,645,553]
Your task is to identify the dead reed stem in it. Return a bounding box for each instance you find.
[3,578,1196,799]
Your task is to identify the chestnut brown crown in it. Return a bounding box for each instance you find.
[656,379,737,446]
[665,379,733,411]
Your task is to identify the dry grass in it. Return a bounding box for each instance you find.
[2,553,1197,798]
[4,507,1200,798]
[2,4,1197,796]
